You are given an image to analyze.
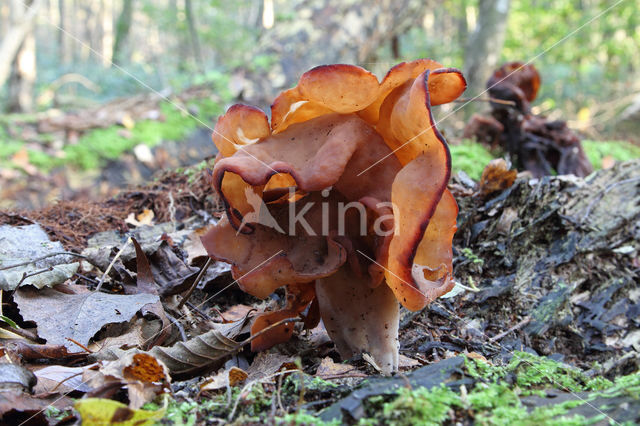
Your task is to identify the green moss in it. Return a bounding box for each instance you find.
[448,139,640,181]
[59,99,222,171]
[582,140,640,170]
[183,158,215,183]
[0,138,24,160]
[507,352,611,393]
[450,140,497,180]
[276,411,341,426]
[0,97,222,173]
[363,384,461,426]
[460,247,485,265]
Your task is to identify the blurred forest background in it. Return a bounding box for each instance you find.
[1,0,639,209]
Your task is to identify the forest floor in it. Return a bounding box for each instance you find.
[0,152,638,425]
[1,88,639,424]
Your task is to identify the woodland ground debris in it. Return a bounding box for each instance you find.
[0,157,638,424]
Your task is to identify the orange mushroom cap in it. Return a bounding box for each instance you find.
[201,59,466,374]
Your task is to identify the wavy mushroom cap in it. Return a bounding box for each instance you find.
[202,59,466,374]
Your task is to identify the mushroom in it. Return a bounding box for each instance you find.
[201,60,466,374]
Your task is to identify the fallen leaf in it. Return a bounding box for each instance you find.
[129,238,171,347]
[246,352,300,382]
[221,304,255,322]
[75,397,165,426]
[478,158,517,197]
[14,287,159,353]
[4,341,86,361]
[100,352,170,409]
[0,224,80,291]
[183,226,211,265]
[601,155,615,170]
[34,365,94,394]
[316,357,364,379]
[125,209,155,228]
[147,242,199,296]
[466,352,489,362]
[398,354,422,369]
[0,363,73,425]
[200,366,248,392]
[93,318,250,378]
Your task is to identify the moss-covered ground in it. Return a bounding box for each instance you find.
[0,97,222,172]
[133,352,638,425]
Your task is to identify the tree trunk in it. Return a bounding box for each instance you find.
[7,29,36,112]
[0,0,43,91]
[57,0,71,63]
[184,0,203,72]
[463,0,510,115]
[112,0,133,65]
[101,0,113,66]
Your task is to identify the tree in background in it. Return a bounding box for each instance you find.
[0,0,44,112]
[112,0,134,65]
[463,0,511,116]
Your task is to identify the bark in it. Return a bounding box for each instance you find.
[7,29,36,112]
[253,0,429,105]
[56,0,70,63]
[112,0,134,65]
[451,160,640,369]
[0,0,44,91]
[463,0,510,115]
[184,0,203,72]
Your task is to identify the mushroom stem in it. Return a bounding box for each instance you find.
[315,266,399,375]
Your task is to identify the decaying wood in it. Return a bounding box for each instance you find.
[448,159,639,372]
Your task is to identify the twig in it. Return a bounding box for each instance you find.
[229,368,301,422]
[0,252,87,271]
[65,337,93,353]
[177,257,212,310]
[488,316,531,343]
[186,301,213,320]
[168,191,177,231]
[73,272,99,285]
[453,97,517,106]
[96,237,131,291]
[0,325,39,342]
[15,267,54,287]
[166,313,187,342]
[51,371,84,392]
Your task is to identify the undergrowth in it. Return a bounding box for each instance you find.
[136,352,638,425]
[0,97,222,172]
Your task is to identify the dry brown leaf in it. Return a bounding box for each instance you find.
[478,158,518,197]
[398,354,421,369]
[601,155,616,170]
[93,318,250,378]
[200,366,249,392]
[100,352,170,409]
[245,352,299,382]
[13,287,159,353]
[33,365,94,394]
[220,304,255,322]
[315,357,364,379]
[125,209,155,227]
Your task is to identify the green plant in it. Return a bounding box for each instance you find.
[450,140,496,180]
[582,140,640,170]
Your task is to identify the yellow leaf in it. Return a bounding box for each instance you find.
[577,107,590,123]
[75,398,165,425]
[121,114,136,129]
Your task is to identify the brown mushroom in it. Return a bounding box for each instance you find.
[201,59,466,374]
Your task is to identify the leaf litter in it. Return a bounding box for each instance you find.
[0,160,638,424]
